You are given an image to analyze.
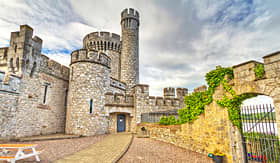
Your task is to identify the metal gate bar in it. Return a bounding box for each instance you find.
[241,104,280,163]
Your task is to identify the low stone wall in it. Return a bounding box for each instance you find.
[137,84,245,163]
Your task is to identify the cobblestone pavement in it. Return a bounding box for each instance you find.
[120,137,213,163]
[55,133,132,163]
[2,134,106,162]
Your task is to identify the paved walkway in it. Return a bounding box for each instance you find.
[55,133,133,163]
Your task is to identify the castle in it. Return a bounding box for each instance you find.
[0,8,187,138]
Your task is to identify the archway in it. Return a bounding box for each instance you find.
[240,95,279,162]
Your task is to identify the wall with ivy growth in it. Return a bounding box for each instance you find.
[159,66,257,130]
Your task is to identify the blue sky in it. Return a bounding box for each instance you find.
[0,0,280,97]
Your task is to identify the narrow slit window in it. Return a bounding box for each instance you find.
[71,67,74,80]
[43,83,49,104]
[30,62,36,77]
[90,99,93,114]
[16,57,19,69]
[64,89,68,107]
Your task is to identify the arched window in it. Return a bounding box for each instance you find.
[76,53,79,60]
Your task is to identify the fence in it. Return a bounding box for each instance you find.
[240,104,280,163]
[141,110,179,123]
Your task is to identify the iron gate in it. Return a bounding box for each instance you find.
[240,104,280,163]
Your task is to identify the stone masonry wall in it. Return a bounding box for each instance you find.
[133,85,187,125]
[66,50,111,136]
[0,71,20,139]
[137,84,242,163]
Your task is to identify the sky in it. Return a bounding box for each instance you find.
[0,0,280,98]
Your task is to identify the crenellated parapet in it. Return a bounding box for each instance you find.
[83,32,121,53]
[163,87,175,98]
[39,55,69,81]
[70,49,111,68]
[121,8,140,27]
[105,92,134,107]
[148,96,180,107]
[110,77,127,90]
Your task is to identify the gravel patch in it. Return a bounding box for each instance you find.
[120,137,213,163]
[2,134,107,162]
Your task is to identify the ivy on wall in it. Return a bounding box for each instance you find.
[254,63,265,79]
[159,66,257,130]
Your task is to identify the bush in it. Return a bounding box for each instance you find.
[159,115,180,125]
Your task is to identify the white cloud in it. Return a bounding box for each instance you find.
[0,0,280,99]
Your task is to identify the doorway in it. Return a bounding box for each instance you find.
[117,114,126,132]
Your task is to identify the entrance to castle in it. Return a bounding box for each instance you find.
[117,114,126,132]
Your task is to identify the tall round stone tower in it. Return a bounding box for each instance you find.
[65,49,111,136]
[120,8,140,93]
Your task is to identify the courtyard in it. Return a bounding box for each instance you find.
[1,133,212,163]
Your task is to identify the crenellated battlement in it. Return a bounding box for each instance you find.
[70,49,111,68]
[40,55,70,80]
[105,92,134,107]
[176,88,188,98]
[83,31,121,53]
[110,77,126,90]
[163,87,175,98]
[121,8,140,20]
[147,96,180,107]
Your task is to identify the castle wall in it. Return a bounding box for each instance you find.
[66,49,111,136]
[0,25,70,138]
[133,85,187,125]
[14,56,69,137]
[0,71,20,138]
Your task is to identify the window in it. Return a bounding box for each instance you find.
[10,58,13,68]
[90,99,93,114]
[43,83,50,104]
[64,89,68,107]
[30,62,36,77]
[16,57,19,69]
[14,44,17,53]
[71,67,74,80]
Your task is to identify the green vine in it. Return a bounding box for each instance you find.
[254,63,265,79]
[159,66,257,130]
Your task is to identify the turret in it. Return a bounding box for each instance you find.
[7,25,42,77]
[66,49,111,136]
[83,32,121,80]
[120,8,140,94]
